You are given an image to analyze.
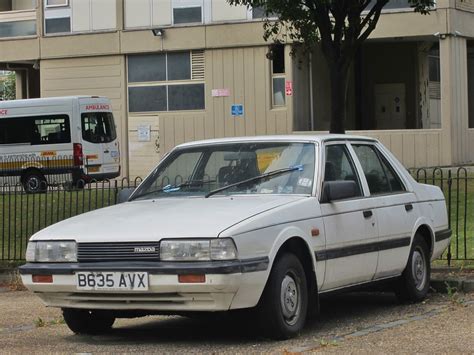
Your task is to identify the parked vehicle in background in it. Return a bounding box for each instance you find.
[0,96,120,193]
[20,135,450,339]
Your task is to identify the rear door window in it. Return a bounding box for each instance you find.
[81,112,117,143]
[352,144,405,195]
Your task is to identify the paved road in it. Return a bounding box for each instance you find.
[0,290,472,353]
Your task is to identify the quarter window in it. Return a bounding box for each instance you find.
[352,145,405,195]
[324,144,362,197]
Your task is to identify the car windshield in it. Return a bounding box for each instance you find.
[81,112,117,143]
[132,142,315,200]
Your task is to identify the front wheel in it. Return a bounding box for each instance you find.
[62,308,115,335]
[395,235,431,303]
[256,253,308,340]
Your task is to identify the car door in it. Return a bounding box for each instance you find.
[351,143,416,279]
[319,142,378,291]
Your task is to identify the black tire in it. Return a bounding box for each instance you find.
[23,171,47,194]
[395,234,431,303]
[62,308,115,335]
[256,253,308,340]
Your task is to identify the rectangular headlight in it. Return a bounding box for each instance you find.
[26,241,77,263]
[160,239,237,261]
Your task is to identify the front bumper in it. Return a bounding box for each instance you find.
[19,258,269,312]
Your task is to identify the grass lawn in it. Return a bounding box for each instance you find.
[0,172,473,265]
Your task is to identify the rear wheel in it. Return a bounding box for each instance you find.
[62,308,115,335]
[395,234,431,303]
[256,253,308,339]
[22,171,47,193]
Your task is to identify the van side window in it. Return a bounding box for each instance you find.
[0,115,71,145]
[352,144,406,195]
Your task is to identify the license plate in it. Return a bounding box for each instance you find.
[76,272,149,291]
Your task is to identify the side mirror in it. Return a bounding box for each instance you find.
[321,181,358,203]
[117,188,135,203]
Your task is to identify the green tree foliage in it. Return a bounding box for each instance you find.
[227,0,434,133]
[1,72,16,101]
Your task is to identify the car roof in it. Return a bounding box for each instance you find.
[175,134,378,148]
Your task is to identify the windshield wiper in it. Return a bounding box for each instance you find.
[205,165,303,198]
[130,180,216,201]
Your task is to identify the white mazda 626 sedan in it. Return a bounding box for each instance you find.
[20,135,451,339]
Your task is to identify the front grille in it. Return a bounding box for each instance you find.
[77,242,160,262]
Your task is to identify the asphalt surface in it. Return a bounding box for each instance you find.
[0,289,472,354]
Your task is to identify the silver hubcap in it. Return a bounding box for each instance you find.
[412,248,426,291]
[27,177,40,191]
[280,274,300,326]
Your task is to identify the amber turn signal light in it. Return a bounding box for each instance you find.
[32,275,53,283]
[178,274,206,283]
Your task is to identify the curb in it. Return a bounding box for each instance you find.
[430,278,474,293]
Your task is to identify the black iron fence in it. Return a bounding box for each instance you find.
[411,167,473,264]
[0,165,472,264]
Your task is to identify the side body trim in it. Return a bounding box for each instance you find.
[315,237,411,261]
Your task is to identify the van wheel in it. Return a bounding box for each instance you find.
[395,234,431,303]
[256,253,308,340]
[23,171,47,193]
[62,308,115,335]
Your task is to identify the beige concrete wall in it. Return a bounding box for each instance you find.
[40,32,121,59]
[40,55,129,174]
[457,0,474,12]
[0,38,39,61]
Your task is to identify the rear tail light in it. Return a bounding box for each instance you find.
[73,143,83,166]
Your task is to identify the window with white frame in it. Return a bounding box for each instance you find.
[44,0,71,34]
[45,0,68,7]
[172,0,203,25]
[271,45,286,107]
[127,51,205,113]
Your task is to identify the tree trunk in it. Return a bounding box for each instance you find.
[329,65,349,134]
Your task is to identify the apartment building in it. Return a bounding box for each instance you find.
[0,0,473,176]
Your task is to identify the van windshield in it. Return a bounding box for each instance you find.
[81,112,117,144]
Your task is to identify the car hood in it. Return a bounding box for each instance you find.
[31,195,308,242]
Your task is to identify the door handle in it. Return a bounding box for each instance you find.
[363,210,373,218]
[104,149,110,153]
[405,204,413,212]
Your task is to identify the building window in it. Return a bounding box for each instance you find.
[271,45,286,107]
[45,17,70,34]
[128,51,205,113]
[0,20,36,38]
[173,6,202,24]
[45,0,68,7]
[172,0,203,25]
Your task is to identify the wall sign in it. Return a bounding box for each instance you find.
[137,125,151,142]
[212,88,231,97]
[231,104,244,117]
[285,81,293,96]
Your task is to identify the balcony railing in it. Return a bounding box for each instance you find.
[0,9,36,39]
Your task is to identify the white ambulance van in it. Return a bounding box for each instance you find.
[0,96,120,192]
